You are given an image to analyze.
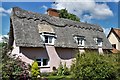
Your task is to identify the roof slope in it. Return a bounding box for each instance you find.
[107,28,120,41]
[113,28,120,40]
[9,7,112,49]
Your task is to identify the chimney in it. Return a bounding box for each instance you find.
[47,8,59,17]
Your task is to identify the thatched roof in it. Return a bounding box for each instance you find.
[9,7,112,49]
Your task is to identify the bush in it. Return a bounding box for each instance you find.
[57,62,70,76]
[2,57,30,80]
[41,72,50,77]
[57,62,64,76]
[63,62,70,75]
[50,67,57,76]
[1,41,31,80]
[71,52,118,80]
[31,61,40,79]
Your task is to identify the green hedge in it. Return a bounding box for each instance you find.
[71,52,119,80]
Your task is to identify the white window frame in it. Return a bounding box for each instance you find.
[94,37,102,47]
[36,58,49,67]
[74,36,85,46]
[44,36,54,44]
[40,33,57,45]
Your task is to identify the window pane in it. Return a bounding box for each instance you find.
[112,44,116,49]
[77,38,79,44]
[97,38,102,46]
[97,38,102,42]
[98,42,102,46]
[37,62,41,66]
[43,59,48,66]
[49,36,53,43]
[79,40,82,45]
[45,36,48,43]
[36,59,41,66]
[77,38,83,45]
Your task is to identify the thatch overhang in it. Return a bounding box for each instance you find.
[9,7,112,49]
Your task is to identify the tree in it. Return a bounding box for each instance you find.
[58,9,80,22]
[71,52,118,80]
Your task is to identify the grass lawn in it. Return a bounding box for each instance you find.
[44,75,73,80]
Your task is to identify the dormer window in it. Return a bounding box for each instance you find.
[74,36,85,46]
[40,32,57,45]
[45,36,53,43]
[94,37,102,47]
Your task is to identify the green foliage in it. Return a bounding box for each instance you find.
[2,58,30,80]
[58,9,80,22]
[41,72,50,77]
[31,61,40,78]
[116,53,120,79]
[1,41,30,80]
[57,62,64,76]
[46,75,72,80]
[1,42,10,63]
[71,52,119,80]
[57,62,70,76]
[63,62,70,75]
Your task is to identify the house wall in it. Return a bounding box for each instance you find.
[19,46,76,72]
[55,47,76,68]
[12,41,34,64]
[108,32,120,50]
[118,42,120,50]
[20,47,50,72]
[12,41,20,56]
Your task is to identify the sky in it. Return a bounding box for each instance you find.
[0,0,119,41]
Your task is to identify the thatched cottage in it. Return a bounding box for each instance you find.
[9,7,112,72]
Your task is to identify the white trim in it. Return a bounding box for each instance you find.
[36,58,49,67]
[94,37,102,47]
[40,33,57,45]
[74,36,85,47]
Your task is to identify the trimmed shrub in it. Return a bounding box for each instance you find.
[31,61,40,79]
[71,52,118,80]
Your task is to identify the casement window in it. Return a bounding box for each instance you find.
[112,44,116,49]
[44,36,53,43]
[40,32,57,45]
[36,59,42,66]
[94,38,102,47]
[74,36,85,46]
[36,58,49,67]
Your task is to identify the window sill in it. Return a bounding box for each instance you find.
[78,45,84,47]
[44,43,54,46]
[98,46,102,48]
[39,66,50,68]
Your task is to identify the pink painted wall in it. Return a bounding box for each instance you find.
[20,46,77,72]
[20,47,49,60]
[55,48,77,68]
